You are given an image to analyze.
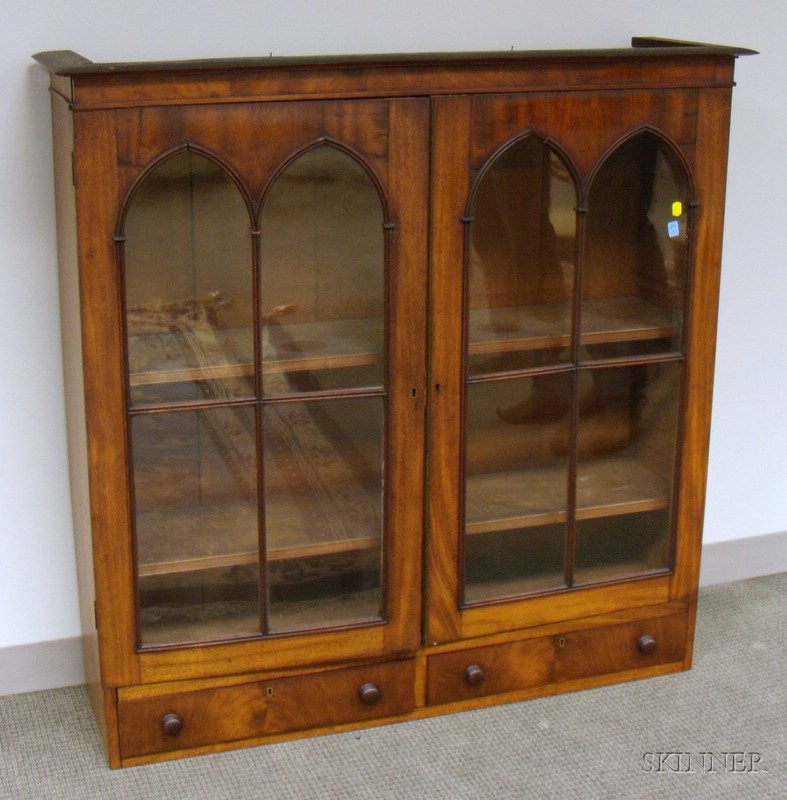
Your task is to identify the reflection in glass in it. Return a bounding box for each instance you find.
[467,136,577,375]
[132,406,260,646]
[464,374,572,602]
[260,146,385,395]
[583,134,690,360]
[124,151,255,406]
[573,361,681,583]
[264,397,384,631]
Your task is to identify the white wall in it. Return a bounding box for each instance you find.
[0,2,784,659]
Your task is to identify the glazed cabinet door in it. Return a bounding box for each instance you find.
[84,97,429,682]
[427,92,699,643]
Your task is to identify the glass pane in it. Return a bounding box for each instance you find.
[574,361,681,583]
[464,374,572,603]
[468,137,576,375]
[132,405,260,646]
[124,152,254,406]
[264,396,384,632]
[260,147,385,395]
[582,134,690,361]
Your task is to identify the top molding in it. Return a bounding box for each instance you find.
[33,38,756,75]
[33,37,756,110]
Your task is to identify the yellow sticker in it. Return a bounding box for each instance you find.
[672,201,683,217]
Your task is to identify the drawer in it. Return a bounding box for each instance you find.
[427,637,554,706]
[119,659,415,759]
[426,611,688,707]
[554,613,688,683]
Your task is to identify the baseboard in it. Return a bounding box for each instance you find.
[0,636,84,696]
[1,532,784,697]
[699,529,787,587]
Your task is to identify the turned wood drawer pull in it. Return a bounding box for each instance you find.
[465,664,486,687]
[637,634,658,655]
[359,682,382,705]
[160,712,184,737]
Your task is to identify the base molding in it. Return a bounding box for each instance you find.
[1,531,785,697]
[0,636,84,696]
[699,529,787,587]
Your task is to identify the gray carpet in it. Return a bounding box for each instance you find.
[1,572,784,799]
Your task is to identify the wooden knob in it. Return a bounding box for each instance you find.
[160,712,183,737]
[637,634,658,655]
[465,664,485,687]
[359,682,382,705]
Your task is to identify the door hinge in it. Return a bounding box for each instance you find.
[94,600,99,629]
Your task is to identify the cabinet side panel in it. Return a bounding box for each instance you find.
[50,92,121,765]
[50,88,99,731]
[672,86,734,601]
[72,109,140,689]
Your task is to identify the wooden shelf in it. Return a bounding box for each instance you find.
[262,318,383,377]
[136,492,381,579]
[468,296,676,356]
[464,562,670,604]
[580,297,677,345]
[465,455,670,535]
[127,297,670,391]
[464,571,567,603]
[139,589,383,645]
[128,317,382,389]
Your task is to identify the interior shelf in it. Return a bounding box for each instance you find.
[128,317,382,389]
[128,297,671,390]
[468,296,676,355]
[465,455,670,535]
[139,588,384,646]
[138,457,669,579]
[464,560,670,604]
[136,491,381,578]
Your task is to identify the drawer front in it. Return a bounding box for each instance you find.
[119,659,415,759]
[426,611,688,707]
[427,637,555,706]
[554,613,688,682]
